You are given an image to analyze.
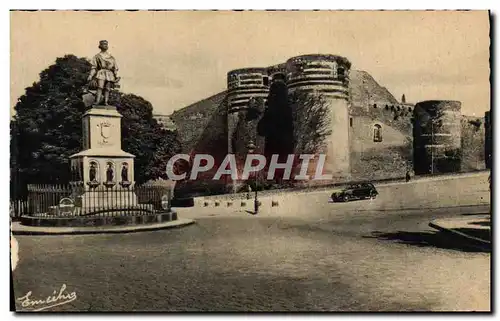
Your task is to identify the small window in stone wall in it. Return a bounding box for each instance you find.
[373,104,377,108]
[263,76,269,86]
[337,67,345,80]
[350,117,353,127]
[373,124,382,142]
[385,105,389,110]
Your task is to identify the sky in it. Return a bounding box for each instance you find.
[10,10,490,116]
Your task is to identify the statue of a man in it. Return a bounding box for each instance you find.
[121,163,129,182]
[89,163,97,181]
[87,40,120,106]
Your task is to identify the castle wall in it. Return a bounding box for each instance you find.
[225,68,270,190]
[349,105,413,181]
[170,91,227,154]
[227,67,269,154]
[413,100,462,174]
[168,55,486,198]
[461,116,486,172]
[349,70,399,108]
[173,99,230,198]
[286,54,351,182]
[485,111,492,169]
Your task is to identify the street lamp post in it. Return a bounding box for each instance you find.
[431,120,434,174]
[246,140,259,214]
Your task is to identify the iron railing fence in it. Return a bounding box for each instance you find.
[10,183,172,218]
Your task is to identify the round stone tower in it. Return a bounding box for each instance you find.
[227,67,270,154]
[267,63,287,84]
[413,100,462,174]
[286,54,352,181]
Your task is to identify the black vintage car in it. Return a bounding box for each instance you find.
[330,183,378,202]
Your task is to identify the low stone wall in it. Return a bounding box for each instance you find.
[195,196,280,210]
[20,211,177,228]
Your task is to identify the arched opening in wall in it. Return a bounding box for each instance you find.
[385,105,389,110]
[373,104,377,108]
[337,67,345,81]
[373,124,383,142]
[350,117,353,127]
[271,72,286,83]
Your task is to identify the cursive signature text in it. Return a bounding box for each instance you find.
[17,284,77,311]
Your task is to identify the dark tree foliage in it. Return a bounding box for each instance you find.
[12,55,90,186]
[11,54,181,196]
[258,80,294,159]
[289,91,332,155]
[109,92,182,183]
[233,97,266,158]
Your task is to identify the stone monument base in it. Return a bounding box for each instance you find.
[73,189,139,209]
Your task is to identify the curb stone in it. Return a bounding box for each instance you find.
[11,218,195,236]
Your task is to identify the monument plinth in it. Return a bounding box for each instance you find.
[70,105,137,209]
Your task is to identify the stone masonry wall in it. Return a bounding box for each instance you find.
[461,116,486,172]
[349,104,413,181]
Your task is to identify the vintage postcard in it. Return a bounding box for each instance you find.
[10,10,491,312]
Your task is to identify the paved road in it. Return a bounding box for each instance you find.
[192,172,491,218]
[12,201,490,312]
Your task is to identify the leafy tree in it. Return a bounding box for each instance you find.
[257,87,331,185]
[12,55,89,186]
[289,91,332,154]
[145,129,182,180]
[11,54,181,197]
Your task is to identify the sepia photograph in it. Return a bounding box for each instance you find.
[9,9,491,312]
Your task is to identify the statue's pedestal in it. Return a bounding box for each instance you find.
[74,186,139,209]
[69,105,137,208]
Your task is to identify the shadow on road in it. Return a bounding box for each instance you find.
[365,230,490,253]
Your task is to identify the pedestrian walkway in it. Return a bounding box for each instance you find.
[429,214,491,249]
